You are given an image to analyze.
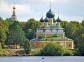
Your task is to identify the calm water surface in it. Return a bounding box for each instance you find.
[0,56,84,62]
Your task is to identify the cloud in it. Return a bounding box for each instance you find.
[58,14,84,22]
[15,4,34,21]
[0,0,26,13]
[0,0,34,21]
[15,4,32,14]
[0,0,10,12]
[0,0,84,22]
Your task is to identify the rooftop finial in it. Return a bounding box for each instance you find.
[50,2,51,10]
[58,11,59,17]
[14,0,15,6]
[13,0,16,9]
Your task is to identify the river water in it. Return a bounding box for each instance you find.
[0,56,84,62]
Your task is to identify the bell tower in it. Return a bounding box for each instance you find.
[11,0,17,22]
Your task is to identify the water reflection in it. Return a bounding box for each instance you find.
[0,56,84,62]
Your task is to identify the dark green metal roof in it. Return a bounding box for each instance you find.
[40,17,44,22]
[44,18,48,22]
[56,17,61,22]
[46,9,55,18]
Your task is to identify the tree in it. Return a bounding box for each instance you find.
[65,21,78,39]
[0,21,8,47]
[77,33,84,56]
[25,18,40,31]
[0,42,2,50]
[5,18,12,25]
[60,21,68,28]
[24,18,40,40]
[82,19,84,26]
[23,39,31,54]
[63,48,73,56]
[25,29,34,41]
[0,17,3,21]
[41,42,64,56]
[74,24,84,47]
[0,29,6,47]
[6,21,26,47]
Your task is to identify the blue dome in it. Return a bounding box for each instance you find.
[46,9,55,18]
[56,17,61,22]
[40,17,44,22]
[44,18,48,22]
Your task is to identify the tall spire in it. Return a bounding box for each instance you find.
[49,2,51,11]
[58,11,59,17]
[50,2,51,9]
[11,0,16,21]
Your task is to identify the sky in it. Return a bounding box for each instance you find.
[0,0,84,22]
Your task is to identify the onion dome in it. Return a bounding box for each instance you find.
[44,18,48,22]
[56,17,61,22]
[13,6,16,9]
[46,9,55,18]
[40,17,44,22]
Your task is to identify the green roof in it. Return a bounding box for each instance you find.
[46,9,55,18]
[37,34,73,42]
[56,17,61,22]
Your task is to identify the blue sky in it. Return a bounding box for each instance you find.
[0,0,84,22]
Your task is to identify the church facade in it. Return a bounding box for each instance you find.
[30,8,74,49]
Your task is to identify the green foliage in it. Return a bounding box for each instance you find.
[0,21,8,47]
[23,39,31,54]
[25,18,40,31]
[60,21,68,28]
[63,49,73,56]
[77,33,84,56]
[24,18,40,40]
[74,24,84,46]
[25,29,34,40]
[6,21,26,46]
[0,16,84,56]
[19,22,26,28]
[5,18,12,25]
[0,42,2,50]
[38,36,43,39]
[0,29,6,44]
[64,21,79,39]
[30,48,41,56]
[0,20,9,33]
[0,17,3,21]
[82,19,84,26]
[41,42,64,56]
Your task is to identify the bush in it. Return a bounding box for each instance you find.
[23,40,31,54]
[0,42,2,50]
[31,48,41,56]
[41,42,64,56]
[63,49,73,56]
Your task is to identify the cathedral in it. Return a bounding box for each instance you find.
[30,8,74,49]
[10,2,74,49]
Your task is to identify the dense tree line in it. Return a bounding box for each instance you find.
[0,16,84,55]
[61,20,84,55]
